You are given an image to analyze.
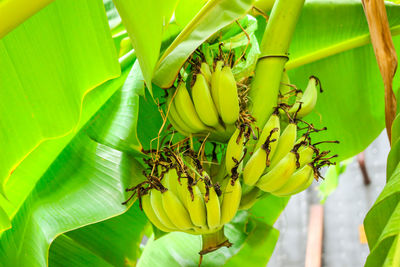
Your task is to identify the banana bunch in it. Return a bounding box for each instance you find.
[140,159,242,235]
[222,75,334,198]
[166,60,240,142]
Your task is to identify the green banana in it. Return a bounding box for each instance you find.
[254,113,281,151]
[211,61,224,112]
[201,183,221,229]
[141,194,175,232]
[216,66,240,125]
[268,123,297,169]
[288,76,318,118]
[256,152,297,192]
[174,82,209,133]
[150,189,177,229]
[220,179,242,224]
[167,110,190,136]
[185,184,207,228]
[286,168,315,195]
[161,170,194,230]
[168,93,197,134]
[200,62,212,84]
[243,148,267,186]
[298,146,314,168]
[271,164,314,196]
[191,73,220,127]
[225,128,244,175]
[243,114,281,186]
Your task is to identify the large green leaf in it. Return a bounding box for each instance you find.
[112,0,179,91]
[364,162,400,266]
[153,0,255,88]
[0,130,145,266]
[49,202,148,266]
[285,0,400,160]
[87,60,145,155]
[0,0,120,230]
[0,0,55,38]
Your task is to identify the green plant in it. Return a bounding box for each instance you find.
[1,0,400,266]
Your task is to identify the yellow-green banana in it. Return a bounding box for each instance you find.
[185,184,207,228]
[216,66,240,125]
[161,171,194,230]
[211,61,224,112]
[254,113,281,151]
[191,73,220,127]
[268,123,297,169]
[168,93,197,134]
[271,164,314,196]
[289,76,318,118]
[174,82,209,133]
[220,179,242,224]
[243,114,280,186]
[298,146,314,168]
[200,62,212,84]
[150,189,177,229]
[225,128,244,175]
[142,194,175,232]
[256,152,297,192]
[202,184,221,229]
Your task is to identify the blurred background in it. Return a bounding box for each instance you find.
[268,131,389,267]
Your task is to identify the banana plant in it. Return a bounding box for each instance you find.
[1,0,400,266]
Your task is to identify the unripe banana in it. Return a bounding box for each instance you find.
[287,169,315,195]
[288,76,318,118]
[225,128,244,175]
[174,82,209,133]
[161,171,194,230]
[191,73,220,127]
[211,61,224,112]
[298,146,314,168]
[167,111,190,136]
[167,93,197,134]
[254,113,281,151]
[150,189,178,229]
[256,152,297,192]
[243,115,281,186]
[271,164,314,196]
[185,184,207,228]
[199,182,221,229]
[220,179,242,224]
[141,194,174,232]
[268,123,297,169]
[243,148,267,186]
[200,62,212,84]
[216,66,240,125]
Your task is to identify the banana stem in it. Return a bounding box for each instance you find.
[200,227,231,256]
[249,0,305,128]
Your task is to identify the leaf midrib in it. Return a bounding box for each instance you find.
[286,25,400,70]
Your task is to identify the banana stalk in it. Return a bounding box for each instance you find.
[249,0,305,128]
